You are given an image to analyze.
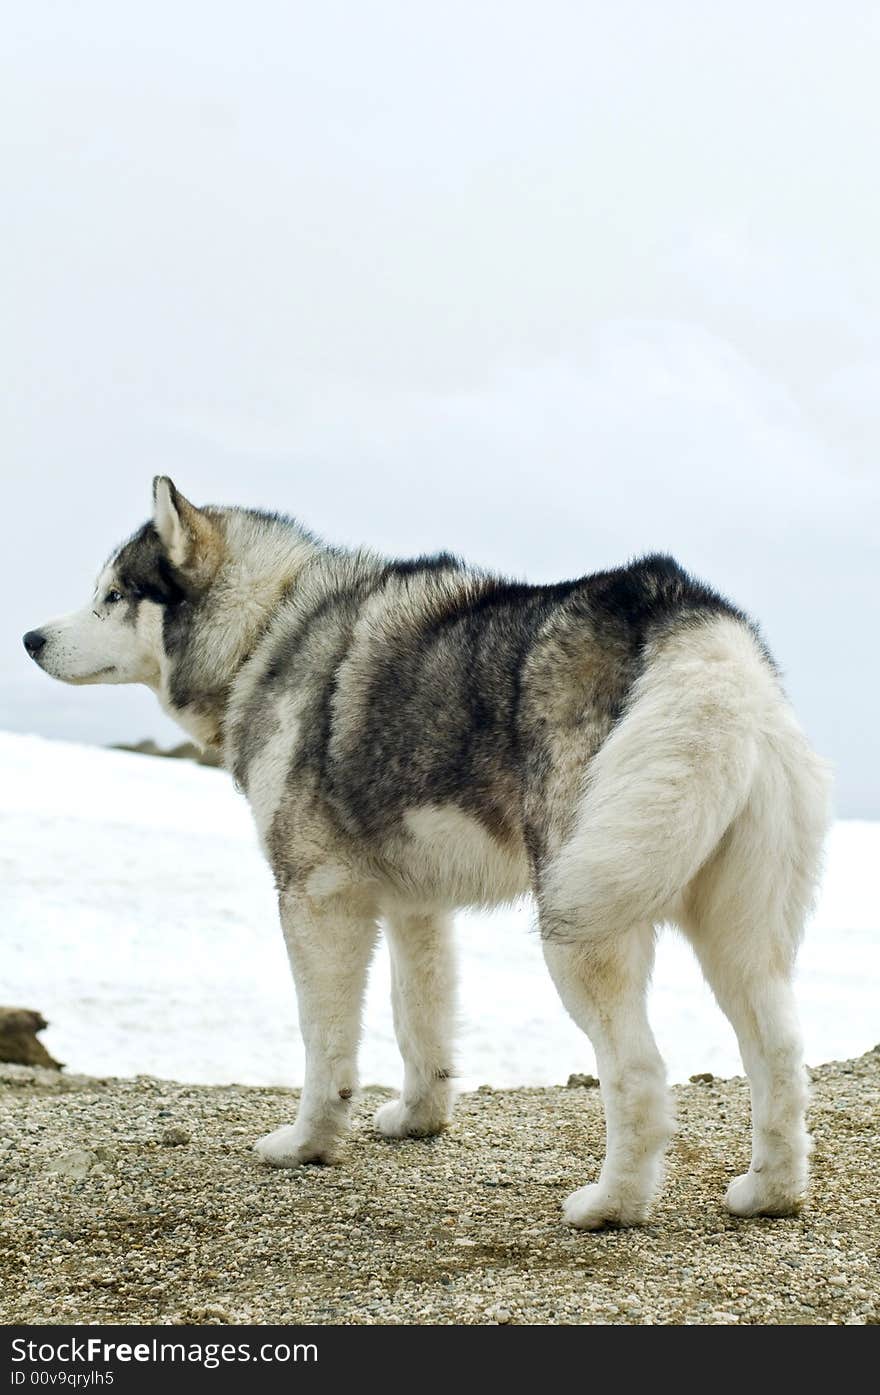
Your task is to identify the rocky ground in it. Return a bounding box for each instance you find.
[0,1050,877,1325]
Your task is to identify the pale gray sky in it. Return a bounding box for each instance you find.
[2,2,878,814]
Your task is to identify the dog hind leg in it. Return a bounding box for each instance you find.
[542,920,670,1228]
[679,738,828,1216]
[685,920,809,1217]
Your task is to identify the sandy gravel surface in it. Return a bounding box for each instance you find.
[1,1051,877,1325]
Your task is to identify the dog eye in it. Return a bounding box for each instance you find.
[104,589,123,605]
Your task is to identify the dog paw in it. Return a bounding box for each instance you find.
[254,1124,338,1168]
[373,1098,449,1139]
[724,1170,804,1218]
[562,1183,649,1230]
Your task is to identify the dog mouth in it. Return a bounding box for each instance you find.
[28,653,118,684]
[66,665,118,684]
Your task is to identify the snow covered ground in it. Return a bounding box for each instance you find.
[2,732,877,1089]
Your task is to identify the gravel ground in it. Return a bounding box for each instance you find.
[1,1050,877,1325]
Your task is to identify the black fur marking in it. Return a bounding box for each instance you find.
[585,553,775,673]
[382,552,462,578]
[588,552,744,633]
[113,524,188,614]
[315,576,578,843]
[232,583,372,793]
[111,520,224,730]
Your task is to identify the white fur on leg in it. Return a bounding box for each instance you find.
[373,1095,450,1139]
[255,1120,340,1167]
[682,934,811,1219]
[722,1058,809,1220]
[374,910,457,1140]
[682,828,818,1220]
[563,1182,651,1231]
[255,887,378,1169]
[723,1011,810,1218]
[542,927,671,1230]
[561,1056,671,1229]
[679,949,812,1217]
[725,1167,806,1218]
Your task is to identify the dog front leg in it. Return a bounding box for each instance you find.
[255,887,379,1167]
[374,910,458,1138]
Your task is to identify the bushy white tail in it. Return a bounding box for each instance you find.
[541,616,827,941]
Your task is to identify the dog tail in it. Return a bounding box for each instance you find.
[540,614,829,940]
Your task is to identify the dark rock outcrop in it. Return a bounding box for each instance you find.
[0,1008,62,1069]
[110,739,222,768]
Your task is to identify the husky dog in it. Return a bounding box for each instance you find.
[23,478,830,1228]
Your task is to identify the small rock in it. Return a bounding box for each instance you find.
[48,1149,96,1180]
[160,1127,191,1147]
[689,1072,715,1084]
[566,1073,599,1088]
[487,1306,511,1323]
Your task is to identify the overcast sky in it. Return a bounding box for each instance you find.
[2,2,878,815]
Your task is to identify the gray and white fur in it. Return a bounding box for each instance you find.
[23,478,831,1228]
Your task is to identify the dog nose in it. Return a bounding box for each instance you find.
[23,630,47,658]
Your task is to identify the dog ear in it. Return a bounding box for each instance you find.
[152,477,224,586]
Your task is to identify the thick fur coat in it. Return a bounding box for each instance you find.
[24,479,831,1228]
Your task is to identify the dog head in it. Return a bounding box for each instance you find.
[22,477,299,748]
